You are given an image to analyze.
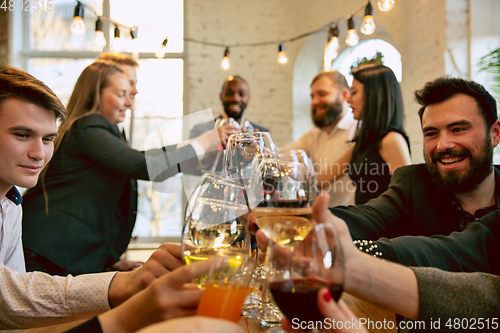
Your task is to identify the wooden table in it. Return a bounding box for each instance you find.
[238,292,396,333]
[13,293,396,333]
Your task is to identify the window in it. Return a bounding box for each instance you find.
[331,39,402,85]
[12,0,185,241]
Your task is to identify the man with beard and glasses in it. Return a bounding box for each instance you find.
[281,71,358,207]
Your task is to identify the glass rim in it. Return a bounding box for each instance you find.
[193,197,249,209]
[200,172,245,189]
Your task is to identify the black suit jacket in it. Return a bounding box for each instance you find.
[331,164,500,273]
[22,114,199,274]
[188,118,270,174]
[189,117,269,139]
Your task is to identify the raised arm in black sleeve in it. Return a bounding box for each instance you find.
[77,116,199,181]
[370,210,500,274]
[330,164,466,241]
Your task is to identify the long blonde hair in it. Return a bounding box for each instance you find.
[54,61,124,152]
[37,62,124,211]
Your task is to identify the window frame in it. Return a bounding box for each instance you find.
[10,0,187,244]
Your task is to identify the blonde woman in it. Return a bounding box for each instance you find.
[21,62,220,275]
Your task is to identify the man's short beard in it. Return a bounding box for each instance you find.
[425,135,494,194]
[311,100,343,129]
[223,102,247,122]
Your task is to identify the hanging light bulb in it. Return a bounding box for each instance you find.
[221,47,230,70]
[277,44,288,64]
[155,37,169,58]
[111,25,123,53]
[324,26,339,71]
[326,26,340,53]
[345,17,359,46]
[361,3,376,35]
[378,0,394,12]
[130,27,138,40]
[130,27,139,55]
[93,17,106,48]
[70,1,86,36]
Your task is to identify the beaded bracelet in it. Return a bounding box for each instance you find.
[353,240,383,258]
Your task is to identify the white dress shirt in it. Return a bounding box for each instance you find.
[0,189,114,329]
[281,112,358,207]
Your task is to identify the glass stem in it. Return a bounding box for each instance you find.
[261,278,271,304]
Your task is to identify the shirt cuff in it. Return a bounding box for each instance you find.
[67,272,117,314]
[187,139,206,161]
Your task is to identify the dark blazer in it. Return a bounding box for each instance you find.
[375,211,500,275]
[331,164,500,240]
[22,114,199,275]
[188,118,269,174]
[189,117,269,139]
[331,164,500,274]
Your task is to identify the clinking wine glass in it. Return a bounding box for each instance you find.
[222,132,278,316]
[278,149,319,204]
[184,173,248,228]
[224,131,278,181]
[245,157,313,325]
[181,197,250,287]
[266,222,345,333]
[184,173,252,257]
[208,117,254,175]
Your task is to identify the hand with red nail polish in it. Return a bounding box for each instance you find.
[313,287,369,333]
[322,289,332,302]
[279,288,368,333]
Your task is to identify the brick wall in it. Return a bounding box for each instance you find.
[2,1,475,161]
[184,0,450,160]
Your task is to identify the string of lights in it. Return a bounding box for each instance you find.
[70,0,395,69]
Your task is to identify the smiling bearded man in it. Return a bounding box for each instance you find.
[425,129,493,194]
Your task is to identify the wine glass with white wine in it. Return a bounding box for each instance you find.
[181,197,250,287]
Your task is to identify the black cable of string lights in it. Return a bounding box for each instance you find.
[74,0,370,49]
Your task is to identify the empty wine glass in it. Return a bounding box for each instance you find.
[278,149,319,203]
[224,131,277,181]
[209,117,252,175]
[265,222,345,333]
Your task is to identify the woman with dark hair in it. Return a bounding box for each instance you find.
[316,64,411,204]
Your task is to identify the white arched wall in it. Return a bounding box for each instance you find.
[291,17,397,142]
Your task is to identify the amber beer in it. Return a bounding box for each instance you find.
[196,283,251,322]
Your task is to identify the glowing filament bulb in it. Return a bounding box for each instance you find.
[277,44,288,64]
[70,2,85,36]
[378,0,394,12]
[361,3,376,35]
[93,18,106,48]
[111,25,123,53]
[324,25,339,69]
[361,15,376,35]
[221,47,230,70]
[345,18,359,46]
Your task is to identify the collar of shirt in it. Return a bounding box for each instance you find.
[336,111,356,131]
[451,167,500,229]
[319,112,358,141]
[219,113,247,127]
[5,187,22,205]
